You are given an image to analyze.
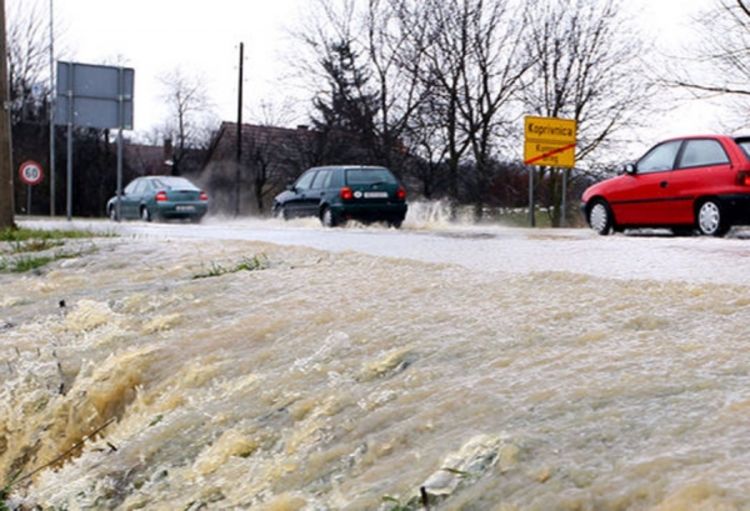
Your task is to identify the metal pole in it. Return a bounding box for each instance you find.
[235,42,243,217]
[529,167,535,227]
[26,185,30,215]
[49,0,55,217]
[560,168,567,227]
[116,67,123,222]
[66,64,73,221]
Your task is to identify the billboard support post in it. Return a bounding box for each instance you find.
[561,169,568,227]
[529,168,535,227]
[66,69,73,221]
[116,66,124,222]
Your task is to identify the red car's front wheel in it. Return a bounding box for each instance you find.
[588,199,614,236]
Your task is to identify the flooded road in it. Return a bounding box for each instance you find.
[2,215,750,509]
[22,211,750,286]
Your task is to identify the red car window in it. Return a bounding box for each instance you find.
[678,140,729,168]
[637,141,682,174]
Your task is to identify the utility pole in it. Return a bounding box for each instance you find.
[234,42,243,217]
[0,0,15,230]
[49,0,55,217]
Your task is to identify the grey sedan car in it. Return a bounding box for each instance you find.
[107,176,208,222]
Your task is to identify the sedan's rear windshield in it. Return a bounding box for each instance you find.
[152,177,198,190]
[345,168,397,185]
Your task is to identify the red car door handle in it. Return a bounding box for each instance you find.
[660,181,668,188]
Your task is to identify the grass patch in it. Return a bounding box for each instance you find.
[1,247,95,273]
[193,254,269,279]
[382,495,418,511]
[11,255,54,273]
[10,238,65,254]
[495,207,553,228]
[0,227,116,242]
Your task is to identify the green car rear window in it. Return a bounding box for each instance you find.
[152,177,198,190]
[345,169,396,185]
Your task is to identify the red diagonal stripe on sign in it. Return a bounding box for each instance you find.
[524,143,576,165]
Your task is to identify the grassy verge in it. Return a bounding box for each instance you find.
[1,249,93,273]
[0,228,108,273]
[9,239,65,254]
[494,208,553,228]
[0,227,116,243]
[193,254,269,279]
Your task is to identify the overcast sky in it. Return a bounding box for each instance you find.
[7,0,732,154]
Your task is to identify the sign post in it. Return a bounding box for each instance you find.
[523,116,577,227]
[55,62,134,221]
[18,160,44,216]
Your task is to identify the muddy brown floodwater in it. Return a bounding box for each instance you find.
[2,236,750,510]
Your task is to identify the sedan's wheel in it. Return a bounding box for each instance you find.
[697,200,729,236]
[140,206,152,222]
[588,200,613,235]
[109,206,117,221]
[321,207,336,228]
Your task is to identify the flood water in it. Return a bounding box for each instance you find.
[2,226,750,509]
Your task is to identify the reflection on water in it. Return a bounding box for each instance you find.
[1,237,749,510]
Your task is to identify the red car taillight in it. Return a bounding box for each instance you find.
[737,171,750,186]
[155,190,168,202]
[199,191,208,201]
[340,186,353,200]
[396,186,407,201]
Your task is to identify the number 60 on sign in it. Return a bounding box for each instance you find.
[18,160,44,186]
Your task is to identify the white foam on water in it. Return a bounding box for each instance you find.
[1,236,749,509]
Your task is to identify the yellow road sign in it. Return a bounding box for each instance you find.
[524,116,577,168]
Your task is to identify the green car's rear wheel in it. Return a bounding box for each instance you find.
[140,206,152,222]
[321,206,336,227]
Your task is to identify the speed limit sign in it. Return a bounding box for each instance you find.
[18,160,44,186]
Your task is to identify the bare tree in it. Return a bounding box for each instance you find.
[672,1,750,98]
[404,93,449,198]
[295,0,432,171]
[456,0,531,219]
[419,0,472,207]
[159,68,215,175]
[362,0,432,168]
[293,0,650,219]
[417,0,531,216]
[522,0,653,226]
[6,0,49,124]
[657,0,750,135]
[245,102,319,214]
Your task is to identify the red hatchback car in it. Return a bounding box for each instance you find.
[581,135,750,236]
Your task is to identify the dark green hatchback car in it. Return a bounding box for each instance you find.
[272,166,408,227]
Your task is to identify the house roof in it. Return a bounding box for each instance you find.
[206,122,317,163]
[125,143,167,175]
